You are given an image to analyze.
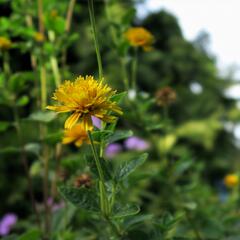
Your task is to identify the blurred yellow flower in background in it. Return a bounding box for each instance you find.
[224,174,239,188]
[0,37,12,50]
[62,123,89,147]
[47,75,122,130]
[125,27,154,51]
[34,32,45,43]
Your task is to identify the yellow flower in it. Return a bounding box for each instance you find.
[34,32,45,43]
[47,75,122,130]
[50,9,58,18]
[125,27,154,51]
[62,123,89,147]
[0,37,12,50]
[224,174,239,188]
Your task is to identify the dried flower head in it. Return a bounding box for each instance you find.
[125,27,154,51]
[0,37,12,50]
[224,174,239,188]
[34,32,45,43]
[155,87,177,107]
[47,75,122,130]
[74,173,91,188]
[62,123,89,147]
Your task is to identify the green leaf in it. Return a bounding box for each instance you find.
[58,185,99,212]
[107,130,133,143]
[0,121,10,132]
[91,130,113,142]
[16,95,29,107]
[51,203,75,232]
[112,203,140,219]
[123,214,154,231]
[44,131,63,145]
[24,143,41,156]
[110,92,127,103]
[85,154,113,181]
[146,123,164,131]
[27,111,57,123]
[19,229,41,240]
[115,153,148,181]
[0,147,20,155]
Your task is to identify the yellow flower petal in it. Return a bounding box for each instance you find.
[64,112,81,129]
[83,116,93,131]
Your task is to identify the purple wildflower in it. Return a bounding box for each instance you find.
[0,213,17,236]
[91,116,102,129]
[124,136,150,151]
[105,143,122,158]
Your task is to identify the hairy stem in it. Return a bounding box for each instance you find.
[87,131,109,216]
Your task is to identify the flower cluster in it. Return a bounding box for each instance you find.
[125,27,154,51]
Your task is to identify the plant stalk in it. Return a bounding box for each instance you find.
[88,0,103,80]
[87,131,109,216]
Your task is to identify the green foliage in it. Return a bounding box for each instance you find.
[0,0,239,239]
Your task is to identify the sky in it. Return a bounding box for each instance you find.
[137,0,240,76]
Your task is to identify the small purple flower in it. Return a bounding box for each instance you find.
[124,136,150,151]
[105,143,122,158]
[91,116,102,129]
[0,213,18,236]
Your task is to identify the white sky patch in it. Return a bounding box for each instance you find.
[137,0,240,99]
[137,0,240,71]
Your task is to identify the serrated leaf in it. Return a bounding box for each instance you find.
[58,185,99,212]
[28,111,57,123]
[107,130,133,144]
[112,203,140,219]
[115,153,148,181]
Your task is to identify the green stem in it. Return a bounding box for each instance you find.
[40,65,47,110]
[3,51,11,77]
[88,131,109,216]
[88,0,103,79]
[131,47,138,90]
[13,105,41,229]
[48,31,61,87]
[120,57,129,90]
